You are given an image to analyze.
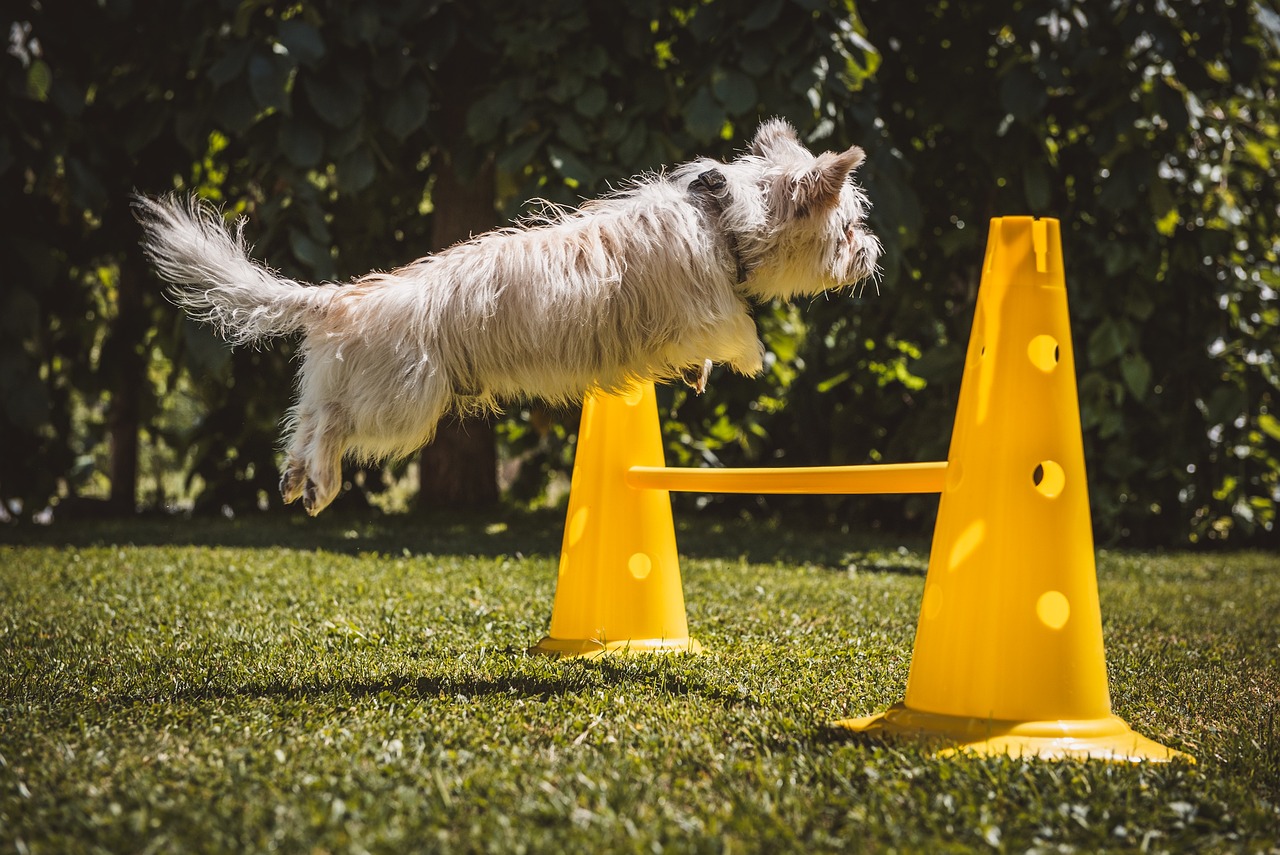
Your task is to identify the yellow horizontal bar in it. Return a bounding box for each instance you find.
[625,461,948,495]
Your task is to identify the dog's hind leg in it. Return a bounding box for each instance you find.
[300,404,351,516]
[279,408,313,505]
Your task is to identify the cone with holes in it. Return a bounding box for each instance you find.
[837,217,1190,761]
[529,381,701,658]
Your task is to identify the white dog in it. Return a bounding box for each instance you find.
[135,119,879,515]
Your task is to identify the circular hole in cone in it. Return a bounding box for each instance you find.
[1033,460,1066,498]
[1028,334,1060,372]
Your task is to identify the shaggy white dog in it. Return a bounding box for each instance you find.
[135,119,879,515]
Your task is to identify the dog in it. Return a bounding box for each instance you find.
[135,118,880,515]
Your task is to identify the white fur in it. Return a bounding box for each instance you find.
[135,119,879,515]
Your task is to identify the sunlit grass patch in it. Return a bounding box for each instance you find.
[1,517,1276,852]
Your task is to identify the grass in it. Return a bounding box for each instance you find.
[1,511,1277,853]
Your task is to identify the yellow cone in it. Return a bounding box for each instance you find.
[529,382,701,658]
[838,217,1190,762]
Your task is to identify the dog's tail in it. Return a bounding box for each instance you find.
[133,194,333,344]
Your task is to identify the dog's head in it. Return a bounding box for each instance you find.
[714,119,880,301]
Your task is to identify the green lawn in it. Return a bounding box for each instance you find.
[1,513,1277,853]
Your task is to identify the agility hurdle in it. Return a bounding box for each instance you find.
[529,216,1190,763]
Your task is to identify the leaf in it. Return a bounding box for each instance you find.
[337,148,376,193]
[1203,385,1247,426]
[554,113,591,152]
[617,125,647,165]
[248,53,293,111]
[326,120,366,158]
[1259,413,1280,442]
[740,37,774,76]
[496,131,548,175]
[575,83,607,119]
[344,7,382,46]
[384,78,429,140]
[371,51,412,90]
[816,371,850,393]
[277,19,325,66]
[547,144,593,185]
[279,120,324,168]
[688,3,725,43]
[466,86,520,143]
[208,42,251,87]
[303,74,365,127]
[743,0,783,31]
[1087,317,1128,366]
[576,46,610,78]
[289,228,334,279]
[1120,354,1152,401]
[182,318,232,375]
[683,86,726,143]
[420,13,458,62]
[713,70,758,115]
[1124,290,1154,322]
[25,59,51,101]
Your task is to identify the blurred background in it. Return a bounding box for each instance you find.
[2,0,1276,547]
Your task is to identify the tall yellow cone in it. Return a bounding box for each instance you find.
[529,382,701,658]
[838,217,1190,762]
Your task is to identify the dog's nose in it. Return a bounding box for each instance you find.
[691,169,727,192]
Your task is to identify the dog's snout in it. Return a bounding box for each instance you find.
[692,169,727,193]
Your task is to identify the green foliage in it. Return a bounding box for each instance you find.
[3,1,1277,545]
[1,518,1278,850]
[846,0,1280,545]
[662,0,1280,546]
[2,4,208,516]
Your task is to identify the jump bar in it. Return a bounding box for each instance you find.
[624,461,948,495]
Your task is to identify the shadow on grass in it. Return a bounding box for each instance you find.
[2,507,932,572]
[0,509,567,559]
[111,655,758,711]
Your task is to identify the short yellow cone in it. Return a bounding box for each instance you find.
[529,382,701,658]
[838,217,1190,762]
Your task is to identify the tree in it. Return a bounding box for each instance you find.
[6,0,880,518]
[2,4,214,516]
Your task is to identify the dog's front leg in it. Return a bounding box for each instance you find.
[680,359,713,394]
[721,310,766,377]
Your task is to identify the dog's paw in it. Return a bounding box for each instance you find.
[280,467,306,504]
[302,476,341,516]
[302,480,322,516]
[681,359,713,395]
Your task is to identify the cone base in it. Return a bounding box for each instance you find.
[835,703,1192,763]
[528,636,703,659]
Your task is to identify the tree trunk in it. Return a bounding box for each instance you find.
[106,266,144,514]
[417,91,500,510]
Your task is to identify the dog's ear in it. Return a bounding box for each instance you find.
[749,118,805,161]
[791,145,865,215]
